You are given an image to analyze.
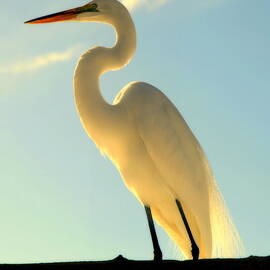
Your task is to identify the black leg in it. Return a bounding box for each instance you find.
[145,206,163,261]
[176,199,199,260]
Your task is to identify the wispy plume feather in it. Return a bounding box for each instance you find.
[0,46,79,74]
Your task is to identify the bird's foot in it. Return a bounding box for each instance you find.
[191,244,199,261]
[154,249,163,262]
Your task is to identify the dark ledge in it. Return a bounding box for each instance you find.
[0,255,269,270]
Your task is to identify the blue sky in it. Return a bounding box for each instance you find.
[0,0,269,263]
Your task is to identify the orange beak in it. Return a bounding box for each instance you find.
[24,8,79,24]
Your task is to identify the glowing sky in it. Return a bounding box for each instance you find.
[0,0,269,263]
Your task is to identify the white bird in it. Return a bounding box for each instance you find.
[25,0,243,260]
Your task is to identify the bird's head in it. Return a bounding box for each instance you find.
[24,0,128,25]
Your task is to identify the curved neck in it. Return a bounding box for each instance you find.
[73,10,136,144]
[112,11,136,71]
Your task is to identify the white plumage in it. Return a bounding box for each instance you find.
[26,0,244,260]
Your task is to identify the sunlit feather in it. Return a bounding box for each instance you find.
[26,0,244,259]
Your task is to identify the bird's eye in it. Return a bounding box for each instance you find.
[81,3,98,13]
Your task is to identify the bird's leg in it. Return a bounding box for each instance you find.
[144,206,163,261]
[175,199,199,261]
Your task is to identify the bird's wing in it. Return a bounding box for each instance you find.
[122,82,211,201]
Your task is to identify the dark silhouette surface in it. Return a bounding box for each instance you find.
[0,255,269,270]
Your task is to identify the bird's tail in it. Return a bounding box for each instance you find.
[205,161,245,258]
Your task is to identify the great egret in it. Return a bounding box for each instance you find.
[25,0,243,260]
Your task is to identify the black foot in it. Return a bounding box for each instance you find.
[192,243,199,261]
[175,199,200,261]
[154,249,163,261]
[145,206,163,262]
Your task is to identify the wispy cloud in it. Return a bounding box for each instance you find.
[121,0,170,12]
[121,0,228,13]
[0,46,79,74]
